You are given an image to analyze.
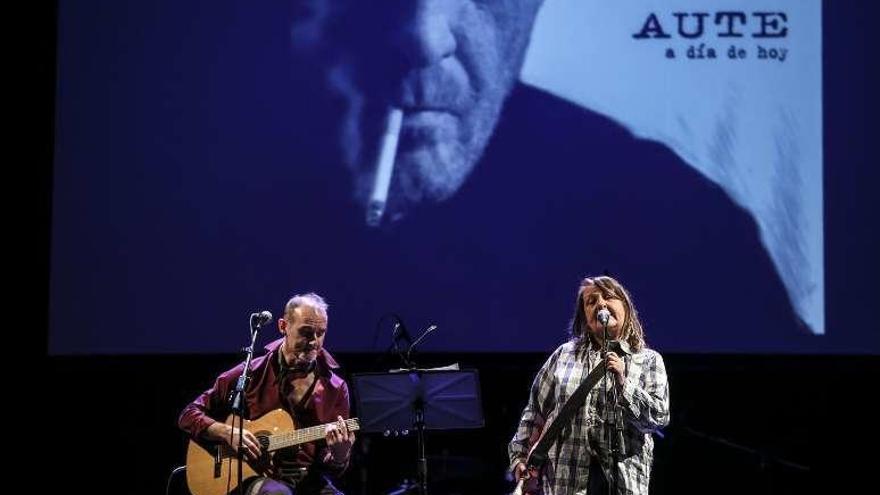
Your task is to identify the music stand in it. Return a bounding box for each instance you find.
[352,369,484,495]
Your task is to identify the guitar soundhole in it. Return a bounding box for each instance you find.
[256,434,270,451]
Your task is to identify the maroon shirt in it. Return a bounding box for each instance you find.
[178,338,351,479]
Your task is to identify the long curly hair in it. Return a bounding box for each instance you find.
[569,275,646,353]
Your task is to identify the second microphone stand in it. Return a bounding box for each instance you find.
[391,323,439,495]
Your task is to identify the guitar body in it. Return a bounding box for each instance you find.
[186,409,296,495]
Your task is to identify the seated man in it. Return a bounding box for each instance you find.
[178,293,355,495]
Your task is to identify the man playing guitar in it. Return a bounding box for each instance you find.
[179,293,355,495]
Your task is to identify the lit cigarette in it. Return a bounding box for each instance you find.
[366,107,403,227]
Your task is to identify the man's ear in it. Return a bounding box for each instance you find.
[278,317,288,335]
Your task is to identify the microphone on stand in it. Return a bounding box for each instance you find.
[391,318,415,368]
[392,321,414,349]
[233,310,273,413]
[596,306,623,493]
[597,308,611,326]
[405,324,439,368]
[250,310,273,327]
[408,325,438,356]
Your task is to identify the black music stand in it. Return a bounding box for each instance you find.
[352,369,484,495]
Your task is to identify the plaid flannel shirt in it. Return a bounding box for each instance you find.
[509,340,670,494]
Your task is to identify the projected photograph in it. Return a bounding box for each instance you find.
[51,1,826,354]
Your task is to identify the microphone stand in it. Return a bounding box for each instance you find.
[382,322,440,495]
[601,317,619,495]
[230,316,263,414]
[391,321,415,370]
[228,314,266,493]
[408,325,438,495]
[413,395,428,495]
[406,325,437,369]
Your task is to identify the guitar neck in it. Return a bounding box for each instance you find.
[267,418,360,452]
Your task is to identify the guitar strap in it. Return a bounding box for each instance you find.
[526,360,607,470]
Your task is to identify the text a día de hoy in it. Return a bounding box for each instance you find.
[633,11,791,62]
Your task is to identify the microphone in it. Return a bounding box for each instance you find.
[391,319,415,369]
[250,311,273,327]
[597,308,611,325]
[392,321,413,345]
[407,324,438,360]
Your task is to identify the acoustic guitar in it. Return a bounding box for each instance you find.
[186,409,359,495]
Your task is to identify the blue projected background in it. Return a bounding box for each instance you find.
[49,1,877,355]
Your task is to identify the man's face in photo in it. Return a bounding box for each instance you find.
[291,0,544,220]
